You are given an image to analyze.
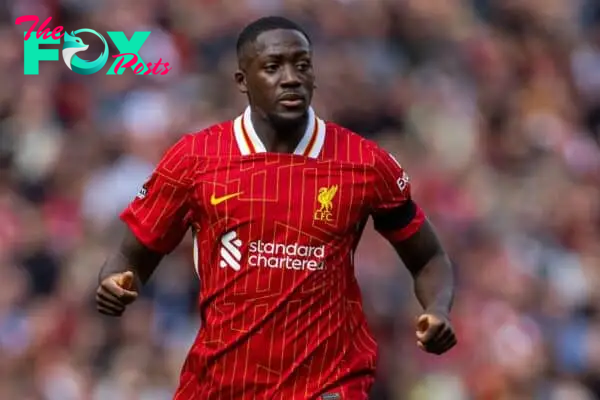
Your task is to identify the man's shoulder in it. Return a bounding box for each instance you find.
[178,120,238,157]
[322,121,383,165]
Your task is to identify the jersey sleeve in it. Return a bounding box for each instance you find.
[120,135,195,254]
[370,147,425,243]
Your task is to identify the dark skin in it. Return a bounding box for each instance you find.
[95,230,161,316]
[393,220,456,354]
[234,29,315,153]
[96,28,456,355]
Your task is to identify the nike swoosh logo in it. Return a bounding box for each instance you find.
[210,192,242,205]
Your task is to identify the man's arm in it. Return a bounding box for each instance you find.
[96,229,164,316]
[96,135,194,316]
[370,146,456,354]
[392,219,454,316]
[98,228,164,285]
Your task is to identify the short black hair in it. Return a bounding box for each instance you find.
[236,16,311,57]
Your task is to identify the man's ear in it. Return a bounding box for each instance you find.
[234,70,248,94]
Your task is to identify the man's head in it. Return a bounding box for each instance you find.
[235,16,315,127]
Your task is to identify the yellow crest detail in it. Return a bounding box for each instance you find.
[314,185,338,222]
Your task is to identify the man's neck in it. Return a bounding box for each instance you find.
[250,109,308,153]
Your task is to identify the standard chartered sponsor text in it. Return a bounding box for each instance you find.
[247,240,325,271]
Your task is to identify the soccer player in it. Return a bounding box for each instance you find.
[96,16,456,400]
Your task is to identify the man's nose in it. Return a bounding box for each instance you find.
[280,64,301,86]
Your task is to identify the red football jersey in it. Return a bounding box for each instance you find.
[121,106,425,400]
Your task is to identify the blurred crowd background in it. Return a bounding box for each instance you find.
[0,0,600,398]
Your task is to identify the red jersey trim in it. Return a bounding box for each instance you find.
[379,206,425,243]
[240,118,257,154]
[302,119,319,157]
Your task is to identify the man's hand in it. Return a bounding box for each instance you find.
[415,312,456,355]
[96,271,139,316]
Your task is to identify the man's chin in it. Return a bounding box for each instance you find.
[269,107,308,127]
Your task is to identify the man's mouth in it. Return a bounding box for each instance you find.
[278,93,305,107]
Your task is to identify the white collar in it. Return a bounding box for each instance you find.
[233,106,326,158]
